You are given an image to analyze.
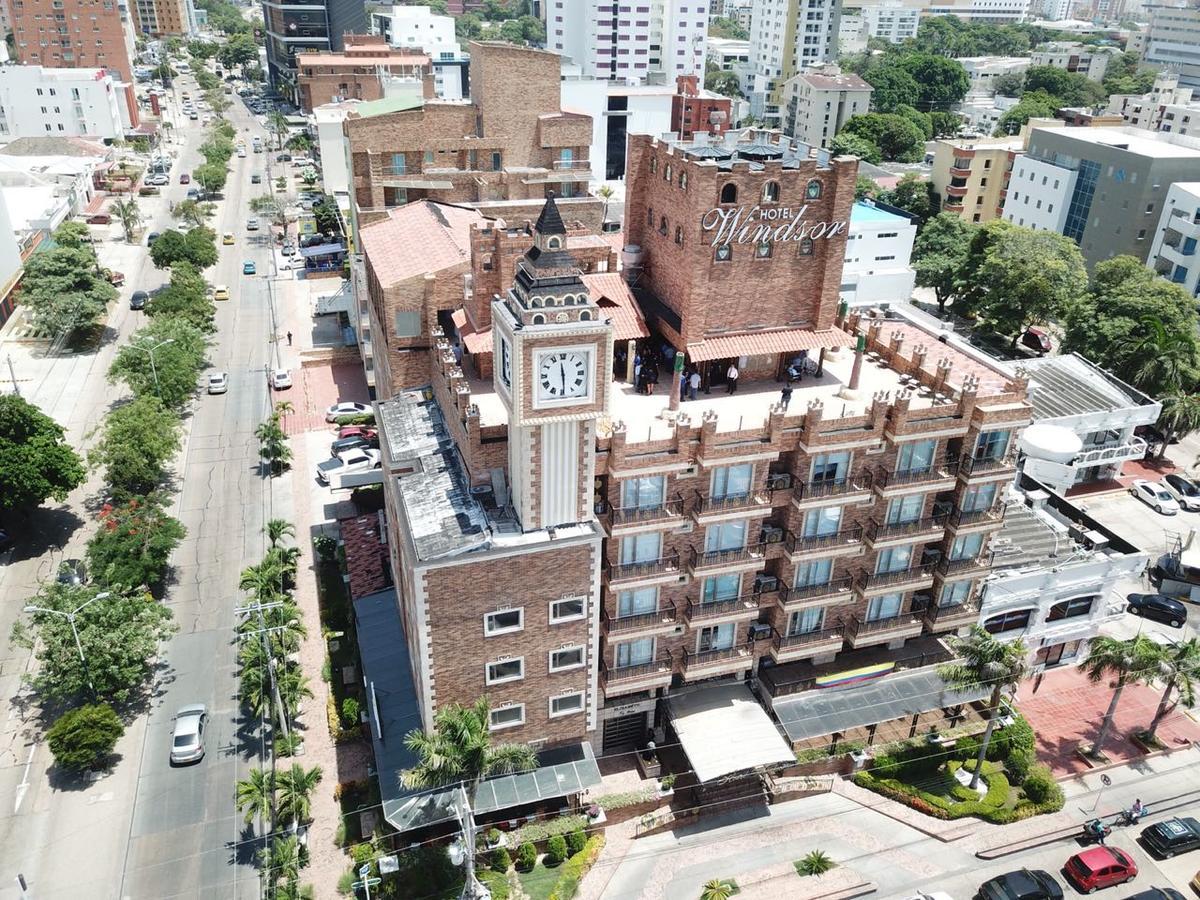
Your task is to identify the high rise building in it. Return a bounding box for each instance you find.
[548,0,710,85]
[133,0,196,36]
[1148,182,1200,295]
[781,65,872,147]
[747,0,841,126]
[1141,2,1200,89]
[262,0,367,102]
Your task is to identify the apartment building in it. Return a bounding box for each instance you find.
[1002,125,1200,268]
[133,0,196,36]
[959,56,1030,94]
[931,134,1024,223]
[548,0,710,86]
[1148,182,1200,296]
[860,0,919,43]
[838,14,868,53]
[1110,72,1200,137]
[842,0,1029,23]
[840,199,917,306]
[781,66,872,147]
[671,74,733,140]
[1140,1,1200,89]
[372,4,469,100]
[295,34,431,112]
[345,42,597,229]
[1029,41,1120,81]
[262,0,367,102]
[0,65,125,139]
[748,0,841,126]
[706,36,752,94]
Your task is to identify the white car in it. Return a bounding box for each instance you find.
[1164,473,1200,511]
[148,173,170,186]
[170,704,207,765]
[246,218,259,231]
[270,368,292,390]
[900,894,953,900]
[316,448,380,485]
[1130,478,1181,515]
[207,372,228,394]
[325,401,372,422]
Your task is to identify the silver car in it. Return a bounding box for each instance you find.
[170,704,207,765]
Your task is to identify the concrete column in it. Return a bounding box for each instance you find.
[625,339,636,383]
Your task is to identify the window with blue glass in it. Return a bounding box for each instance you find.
[1173,265,1190,284]
[391,153,406,175]
[1063,159,1099,244]
[1185,237,1197,256]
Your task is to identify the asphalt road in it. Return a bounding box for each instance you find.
[0,79,282,900]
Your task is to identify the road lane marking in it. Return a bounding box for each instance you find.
[14,742,35,813]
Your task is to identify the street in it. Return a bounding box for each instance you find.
[0,79,283,900]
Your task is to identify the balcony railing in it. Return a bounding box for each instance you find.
[937,552,994,577]
[606,552,680,582]
[784,575,854,604]
[684,594,761,622]
[866,514,949,543]
[1075,436,1148,467]
[924,598,981,626]
[774,623,845,652]
[959,454,1015,477]
[689,542,767,571]
[610,497,685,528]
[601,653,674,684]
[949,502,1006,528]
[551,158,591,171]
[793,470,872,503]
[848,611,922,639]
[874,456,958,490]
[681,642,753,671]
[603,601,678,633]
[856,562,936,591]
[692,488,772,516]
[784,524,863,555]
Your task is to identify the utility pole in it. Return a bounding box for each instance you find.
[7,354,19,397]
[235,600,290,742]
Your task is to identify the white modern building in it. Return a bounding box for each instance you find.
[372,5,469,100]
[1001,153,1077,233]
[861,1,920,43]
[311,99,360,201]
[957,93,1020,134]
[840,200,917,306]
[748,0,841,124]
[1140,2,1200,89]
[1110,72,1200,137]
[1148,182,1200,296]
[1035,0,1072,20]
[1029,41,1121,81]
[959,56,1031,94]
[0,66,126,140]
[924,0,1030,22]
[837,13,868,52]
[781,66,872,146]
[548,0,709,85]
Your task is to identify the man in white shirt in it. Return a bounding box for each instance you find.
[688,369,701,401]
[726,363,739,394]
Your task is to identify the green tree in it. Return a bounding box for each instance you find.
[939,626,1029,789]
[456,12,484,40]
[700,879,738,900]
[1117,317,1200,401]
[708,16,748,39]
[795,850,836,876]
[1158,393,1200,457]
[266,518,296,547]
[89,395,182,497]
[235,766,276,824]
[896,53,970,108]
[993,71,1025,97]
[704,68,743,98]
[145,261,216,333]
[929,110,962,138]
[149,227,218,270]
[894,103,933,139]
[1102,51,1155,95]
[173,199,215,229]
[1081,635,1162,757]
[276,666,313,719]
[255,411,292,475]
[913,213,975,313]
[831,132,881,164]
[1023,65,1106,107]
[112,198,142,243]
[86,493,187,593]
[880,172,935,221]
[53,220,92,248]
[855,175,880,200]
[218,32,258,73]
[46,704,124,771]
[193,161,228,196]
[276,763,323,825]
[188,39,218,60]
[993,90,1058,136]
[284,132,313,153]
[266,111,290,150]
[0,394,85,515]
[109,318,209,410]
[19,245,117,336]
[402,699,537,899]
[864,65,920,113]
[840,113,925,162]
[13,583,176,703]
[1145,639,1200,741]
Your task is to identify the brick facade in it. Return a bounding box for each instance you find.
[12,0,134,82]
[670,75,733,141]
[297,35,432,113]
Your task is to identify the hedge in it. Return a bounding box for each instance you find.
[594,787,658,810]
[479,870,510,900]
[549,835,605,900]
[794,740,866,764]
[511,814,589,847]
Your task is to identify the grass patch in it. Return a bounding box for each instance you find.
[516,860,561,900]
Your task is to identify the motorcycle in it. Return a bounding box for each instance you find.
[1115,806,1147,827]
[1083,818,1112,844]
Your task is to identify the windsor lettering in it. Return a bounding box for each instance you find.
[702,204,848,247]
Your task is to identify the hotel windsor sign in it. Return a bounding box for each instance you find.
[702,204,848,248]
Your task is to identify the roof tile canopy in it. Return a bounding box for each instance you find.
[358,201,487,287]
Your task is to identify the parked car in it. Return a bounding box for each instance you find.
[1129,479,1181,515]
[223,232,235,246]
[281,242,296,257]
[1064,846,1137,892]
[179,172,190,184]
[169,704,207,765]
[315,448,381,485]
[186,188,201,200]
[213,285,230,301]
[978,870,1062,900]
[1164,473,1200,511]
[1127,593,1187,628]
[56,558,87,586]
[130,290,149,310]
[270,368,292,390]
[148,173,170,186]
[243,260,256,275]
[246,218,259,231]
[1127,889,1185,900]
[207,372,228,394]
[325,401,372,422]
[86,212,111,224]
[338,425,378,441]
[147,231,161,245]
[1144,818,1200,858]
[251,173,262,184]
[330,434,376,457]
[276,153,292,162]
[1019,327,1052,354]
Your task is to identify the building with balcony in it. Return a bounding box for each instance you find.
[1029,41,1120,81]
[748,0,842,126]
[371,4,469,100]
[0,65,126,140]
[1139,2,1200,90]
[295,34,431,113]
[979,475,1145,670]
[860,1,920,43]
[1148,181,1200,295]
[930,134,1024,223]
[345,41,600,230]
[780,66,873,149]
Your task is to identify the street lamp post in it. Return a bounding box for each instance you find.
[23,591,111,700]
[128,337,175,397]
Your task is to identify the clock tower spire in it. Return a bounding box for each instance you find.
[491,195,613,532]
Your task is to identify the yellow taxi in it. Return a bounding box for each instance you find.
[213,285,230,301]
[222,232,235,245]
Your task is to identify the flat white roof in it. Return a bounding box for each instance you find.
[667,683,794,783]
[1030,125,1200,158]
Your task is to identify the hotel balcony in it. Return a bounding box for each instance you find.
[517,159,595,185]
[690,487,774,524]
[370,163,455,190]
[947,502,1007,532]
[865,514,949,548]
[958,454,1017,482]
[604,552,684,588]
[608,497,686,534]
[783,524,864,561]
[680,642,756,681]
[778,576,854,611]
[687,542,769,576]
[1169,207,1200,240]
[792,470,873,509]
[1075,436,1149,468]
[683,593,762,627]
[873,456,958,496]
[846,612,924,649]
[854,562,937,596]
[936,551,994,582]
[923,598,981,634]
[602,601,679,639]
[945,183,969,198]
[770,624,846,663]
[601,654,675,697]
[949,163,972,177]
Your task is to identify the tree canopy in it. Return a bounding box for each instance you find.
[0,394,85,515]
[704,67,743,99]
[46,704,125,771]
[149,227,218,270]
[87,492,187,594]
[839,113,926,162]
[1022,65,1107,107]
[146,261,216,333]
[19,244,116,336]
[831,132,882,164]
[913,212,976,313]
[993,90,1059,136]
[89,395,182,498]
[894,53,971,109]
[108,317,209,411]
[708,16,748,39]
[864,66,920,113]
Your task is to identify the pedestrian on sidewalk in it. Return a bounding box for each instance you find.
[286,331,293,346]
[780,385,793,410]
[688,369,700,401]
[726,363,739,394]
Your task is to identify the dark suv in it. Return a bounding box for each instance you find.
[1127,593,1187,628]
[1143,817,1200,858]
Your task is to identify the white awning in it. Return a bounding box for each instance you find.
[667,683,794,783]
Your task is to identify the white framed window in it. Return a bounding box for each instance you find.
[549,691,585,718]
[484,607,523,636]
[485,657,524,685]
[549,596,586,624]
[489,703,525,730]
[549,645,585,672]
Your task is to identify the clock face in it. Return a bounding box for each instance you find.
[538,350,590,401]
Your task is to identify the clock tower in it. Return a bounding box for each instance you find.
[492,196,613,532]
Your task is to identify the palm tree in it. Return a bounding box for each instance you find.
[266,544,302,589]
[595,184,615,226]
[938,626,1029,789]
[239,559,287,604]
[1118,317,1199,398]
[256,414,292,476]
[403,699,537,900]
[1158,394,1200,459]
[275,763,323,826]
[237,648,271,718]
[267,111,290,150]
[276,666,313,719]
[235,767,275,825]
[259,834,301,883]
[266,519,296,547]
[1145,638,1200,741]
[112,198,141,243]
[700,879,738,900]
[1081,634,1162,757]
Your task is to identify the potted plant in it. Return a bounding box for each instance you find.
[486,827,505,848]
[657,774,676,797]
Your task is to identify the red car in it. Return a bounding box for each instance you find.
[1064,846,1137,892]
[338,425,378,441]
[179,172,191,184]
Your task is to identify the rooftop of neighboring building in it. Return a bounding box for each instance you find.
[1021,352,1158,421]
[936,134,1024,153]
[0,136,109,158]
[358,200,487,286]
[786,70,873,91]
[850,199,913,227]
[0,183,66,232]
[351,94,428,119]
[338,511,391,600]
[662,127,835,169]
[1028,125,1200,158]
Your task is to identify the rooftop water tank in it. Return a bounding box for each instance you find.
[1018,423,1082,465]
